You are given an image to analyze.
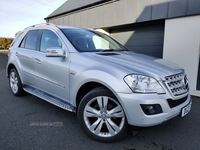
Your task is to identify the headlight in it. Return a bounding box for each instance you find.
[124,75,165,94]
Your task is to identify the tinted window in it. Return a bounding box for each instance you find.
[22,30,39,50]
[40,29,62,52]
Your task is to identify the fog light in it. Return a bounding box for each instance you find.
[147,106,156,114]
[140,104,162,115]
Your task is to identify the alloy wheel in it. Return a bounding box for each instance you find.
[83,96,125,138]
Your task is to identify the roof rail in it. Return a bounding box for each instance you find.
[31,22,56,27]
[23,23,57,31]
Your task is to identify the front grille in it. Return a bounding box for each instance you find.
[167,96,188,108]
[165,73,189,96]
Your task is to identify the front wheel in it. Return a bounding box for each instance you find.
[78,87,128,142]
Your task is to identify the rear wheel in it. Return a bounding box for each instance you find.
[78,87,128,142]
[9,68,24,96]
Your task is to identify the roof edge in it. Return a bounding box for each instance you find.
[45,0,112,20]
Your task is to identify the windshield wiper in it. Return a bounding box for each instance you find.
[119,49,129,51]
[101,49,115,52]
[101,49,129,52]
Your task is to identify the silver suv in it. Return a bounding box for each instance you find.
[6,23,192,142]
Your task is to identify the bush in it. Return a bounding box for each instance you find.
[0,37,13,50]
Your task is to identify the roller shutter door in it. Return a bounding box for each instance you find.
[110,22,164,58]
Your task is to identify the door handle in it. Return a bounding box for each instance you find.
[15,52,19,56]
[35,58,41,64]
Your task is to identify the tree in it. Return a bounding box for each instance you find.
[0,37,13,49]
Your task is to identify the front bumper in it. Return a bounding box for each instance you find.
[117,92,191,127]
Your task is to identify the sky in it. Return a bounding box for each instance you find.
[0,0,67,38]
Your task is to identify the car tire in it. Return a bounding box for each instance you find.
[78,87,128,143]
[9,68,24,96]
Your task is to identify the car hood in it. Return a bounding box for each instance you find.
[84,51,183,80]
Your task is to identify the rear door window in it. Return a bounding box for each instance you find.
[20,30,40,50]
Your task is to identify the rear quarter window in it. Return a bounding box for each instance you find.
[10,31,23,47]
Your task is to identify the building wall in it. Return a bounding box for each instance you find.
[163,15,200,94]
[47,0,200,29]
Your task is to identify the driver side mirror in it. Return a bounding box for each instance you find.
[46,47,66,58]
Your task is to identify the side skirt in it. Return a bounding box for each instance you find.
[23,85,76,113]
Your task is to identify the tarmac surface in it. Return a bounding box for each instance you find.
[0,53,200,150]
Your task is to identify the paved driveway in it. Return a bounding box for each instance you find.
[0,53,200,150]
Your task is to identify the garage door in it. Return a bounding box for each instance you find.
[110,22,164,58]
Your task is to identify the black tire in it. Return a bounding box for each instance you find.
[77,87,128,143]
[9,68,24,96]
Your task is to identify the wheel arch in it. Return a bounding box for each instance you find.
[7,63,17,77]
[76,82,120,110]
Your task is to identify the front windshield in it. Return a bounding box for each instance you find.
[60,28,128,52]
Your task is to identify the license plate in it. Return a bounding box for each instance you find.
[181,101,192,117]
